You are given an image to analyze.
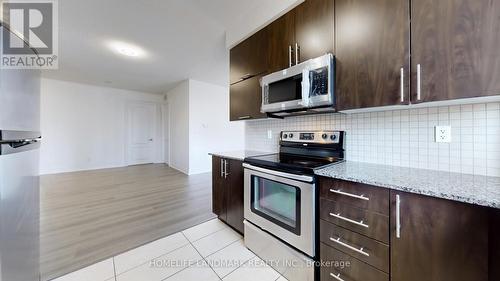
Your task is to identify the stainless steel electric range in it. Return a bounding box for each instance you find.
[243,130,345,281]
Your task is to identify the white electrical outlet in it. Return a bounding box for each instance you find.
[435,126,451,143]
[267,130,273,139]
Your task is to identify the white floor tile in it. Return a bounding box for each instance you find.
[182,218,228,242]
[114,232,189,274]
[52,258,114,281]
[116,244,203,281]
[222,256,280,281]
[192,227,242,257]
[164,260,220,281]
[205,240,255,278]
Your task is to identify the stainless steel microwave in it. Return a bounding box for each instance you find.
[260,53,335,113]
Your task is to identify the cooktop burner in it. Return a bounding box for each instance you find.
[244,131,345,175]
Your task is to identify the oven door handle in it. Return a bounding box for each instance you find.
[242,163,314,183]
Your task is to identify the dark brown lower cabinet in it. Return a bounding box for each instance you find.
[211,156,244,234]
[390,191,489,281]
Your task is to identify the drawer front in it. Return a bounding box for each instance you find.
[319,177,389,215]
[320,220,389,273]
[320,243,389,281]
[320,199,389,244]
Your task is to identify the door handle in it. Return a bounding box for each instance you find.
[329,189,369,201]
[288,45,293,67]
[220,159,224,178]
[224,159,229,178]
[400,67,405,102]
[396,194,401,238]
[329,213,369,228]
[295,43,299,65]
[148,138,153,141]
[416,64,421,101]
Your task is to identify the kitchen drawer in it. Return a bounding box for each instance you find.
[319,177,389,215]
[320,198,389,244]
[320,220,389,273]
[320,243,389,281]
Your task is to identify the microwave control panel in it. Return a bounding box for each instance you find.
[309,67,329,97]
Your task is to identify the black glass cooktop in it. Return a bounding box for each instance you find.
[245,153,343,175]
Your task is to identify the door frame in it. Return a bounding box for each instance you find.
[125,101,159,166]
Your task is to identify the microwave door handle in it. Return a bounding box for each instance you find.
[301,68,310,107]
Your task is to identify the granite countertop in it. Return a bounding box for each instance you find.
[315,161,500,209]
[209,150,272,161]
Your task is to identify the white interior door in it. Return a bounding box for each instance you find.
[162,104,169,164]
[127,103,156,165]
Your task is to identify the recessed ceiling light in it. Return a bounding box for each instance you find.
[107,41,146,58]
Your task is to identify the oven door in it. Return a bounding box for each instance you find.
[243,164,316,257]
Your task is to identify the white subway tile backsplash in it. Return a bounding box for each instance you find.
[245,102,500,177]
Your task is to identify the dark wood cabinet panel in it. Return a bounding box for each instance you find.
[266,11,296,74]
[320,198,389,244]
[390,191,489,281]
[319,178,389,215]
[320,220,389,273]
[226,159,244,234]
[411,0,500,103]
[230,28,269,85]
[295,0,334,63]
[212,156,226,220]
[335,0,409,110]
[211,157,244,234]
[320,243,389,281]
[229,75,266,121]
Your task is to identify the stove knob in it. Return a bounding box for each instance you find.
[283,134,288,139]
[322,133,328,140]
[289,133,294,138]
[331,134,337,141]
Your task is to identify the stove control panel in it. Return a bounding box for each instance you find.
[281,131,342,144]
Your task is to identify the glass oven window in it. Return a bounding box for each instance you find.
[250,175,301,235]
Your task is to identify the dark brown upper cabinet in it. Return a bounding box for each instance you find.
[335,0,410,111]
[266,0,334,73]
[411,0,500,103]
[230,28,269,85]
[265,11,296,74]
[294,0,335,63]
[229,74,267,121]
[390,191,489,281]
[229,28,268,121]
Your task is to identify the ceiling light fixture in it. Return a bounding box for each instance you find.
[107,41,147,58]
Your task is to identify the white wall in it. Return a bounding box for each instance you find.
[40,79,163,174]
[166,79,245,175]
[166,81,190,174]
[246,103,500,177]
[188,80,245,174]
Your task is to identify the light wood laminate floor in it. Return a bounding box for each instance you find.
[40,164,215,281]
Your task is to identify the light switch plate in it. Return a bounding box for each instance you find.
[435,126,451,143]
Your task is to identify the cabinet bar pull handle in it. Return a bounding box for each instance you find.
[329,272,345,281]
[220,159,224,178]
[400,67,404,102]
[330,189,369,201]
[417,64,421,100]
[329,213,369,228]
[396,194,401,238]
[330,237,370,257]
[295,43,299,65]
[238,116,251,120]
[224,159,228,178]
[288,45,293,67]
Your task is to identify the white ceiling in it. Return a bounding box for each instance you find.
[41,0,300,94]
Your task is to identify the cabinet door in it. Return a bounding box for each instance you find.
[230,28,269,84]
[212,156,226,220]
[226,159,244,234]
[335,0,409,110]
[294,0,334,63]
[266,11,296,73]
[411,0,500,103]
[229,75,266,121]
[391,191,488,281]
